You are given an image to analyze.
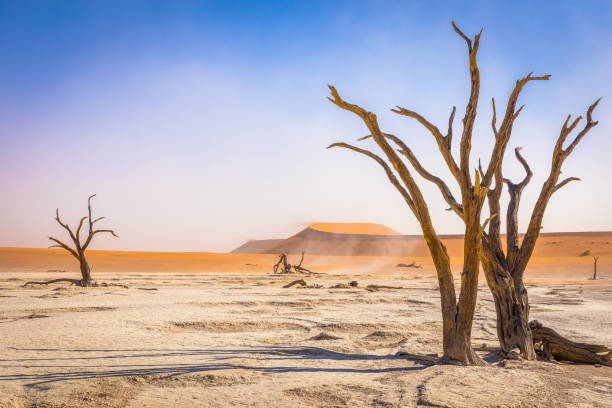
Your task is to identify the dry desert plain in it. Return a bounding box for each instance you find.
[0,229,611,407]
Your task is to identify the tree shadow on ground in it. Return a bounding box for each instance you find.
[0,346,430,388]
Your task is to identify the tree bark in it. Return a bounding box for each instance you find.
[79,257,93,287]
[481,258,535,359]
[530,320,612,366]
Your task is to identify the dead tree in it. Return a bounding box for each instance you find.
[479,96,600,359]
[273,251,313,274]
[592,256,599,280]
[329,21,605,364]
[328,22,503,365]
[293,251,313,273]
[273,253,291,274]
[25,195,117,287]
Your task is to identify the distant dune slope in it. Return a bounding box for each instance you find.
[233,223,612,257]
[230,239,283,254]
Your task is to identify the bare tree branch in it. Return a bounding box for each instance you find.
[481,73,550,190]
[391,106,462,184]
[83,229,118,250]
[328,85,435,224]
[491,98,498,138]
[328,142,415,213]
[502,147,532,189]
[553,177,581,193]
[502,148,533,261]
[517,99,600,274]
[48,237,79,259]
[452,21,482,187]
[562,98,601,156]
[54,209,77,244]
[358,133,463,218]
[75,216,88,247]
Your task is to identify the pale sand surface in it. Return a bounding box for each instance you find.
[0,250,611,407]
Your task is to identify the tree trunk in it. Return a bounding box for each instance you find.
[425,236,482,365]
[481,258,536,359]
[444,325,484,365]
[445,219,485,365]
[79,257,92,287]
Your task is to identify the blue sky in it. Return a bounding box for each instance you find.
[1,1,611,251]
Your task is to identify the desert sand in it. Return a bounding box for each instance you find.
[0,240,611,407]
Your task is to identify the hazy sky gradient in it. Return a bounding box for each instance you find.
[1,1,611,252]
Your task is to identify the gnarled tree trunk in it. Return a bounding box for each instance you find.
[481,257,535,359]
[79,257,93,287]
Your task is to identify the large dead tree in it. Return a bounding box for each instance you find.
[328,22,505,365]
[25,194,117,287]
[328,21,602,364]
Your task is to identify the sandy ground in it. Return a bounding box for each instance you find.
[0,253,611,407]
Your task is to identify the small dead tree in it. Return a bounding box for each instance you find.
[25,194,117,287]
[273,253,291,274]
[273,251,313,274]
[592,256,599,280]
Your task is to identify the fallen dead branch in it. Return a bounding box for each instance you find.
[282,279,323,289]
[530,320,612,366]
[23,280,128,289]
[396,262,422,269]
[366,285,405,292]
[283,279,307,288]
[329,281,359,289]
[23,278,82,287]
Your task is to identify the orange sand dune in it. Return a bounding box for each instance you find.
[309,222,400,235]
[233,223,612,258]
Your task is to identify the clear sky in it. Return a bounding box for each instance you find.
[1,1,611,252]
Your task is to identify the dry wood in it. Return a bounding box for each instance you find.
[592,257,599,280]
[23,278,82,286]
[283,279,307,288]
[24,195,117,288]
[273,251,314,274]
[365,285,405,292]
[396,262,422,269]
[530,320,612,366]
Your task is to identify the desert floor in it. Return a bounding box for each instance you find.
[0,251,611,407]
